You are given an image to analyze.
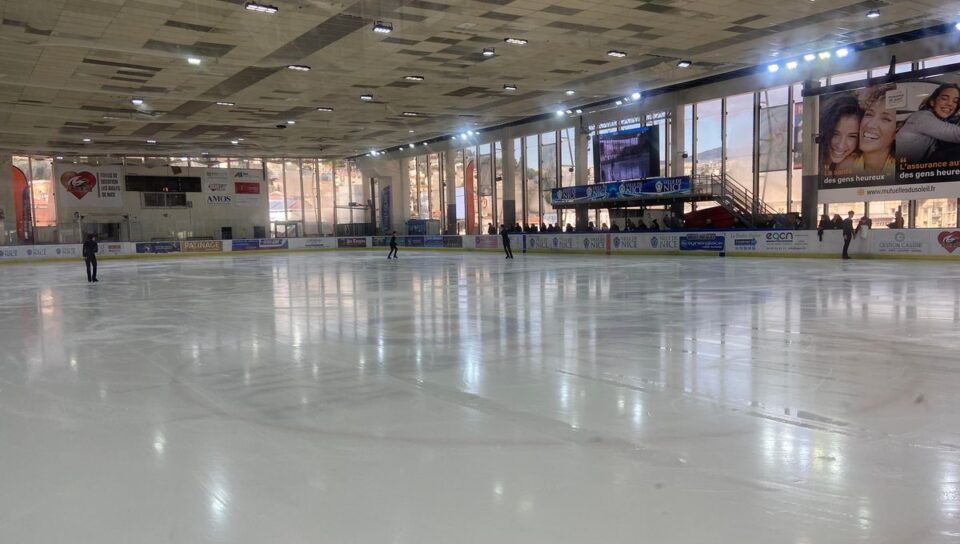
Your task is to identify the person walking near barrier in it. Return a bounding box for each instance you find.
[387,231,399,259]
[82,234,99,282]
[500,224,513,259]
[841,211,855,260]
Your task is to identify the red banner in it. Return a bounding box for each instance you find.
[234,182,261,195]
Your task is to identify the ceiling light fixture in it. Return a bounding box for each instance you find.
[607,50,627,58]
[287,64,311,71]
[804,53,816,62]
[82,138,92,143]
[615,100,623,106]
[216,101,235,106]
[565,90,575,96]
[575,109,582,114]
[231,140,239,145]
[818,51,831,60]
[373,21,394,33]
[503,84,517,91]
[408,144,415,149]
[146,139,156,144]
[677,60,692,68]
[402,111,419,117]
[467,130,475,136]
[131,97,144,106]
[631,91,642,100]
[404,75,425,81]
[460,134,468,140]
[360,94,374,101]
[556,109,565,116]
[187,57,202,65]
[287,120,296,125]
[504,37,528,45]
[409,130,415,133]
[244,2,278,14]
[316,107,334,112]
[955,22,960,31]
[786,61,799,70]
[565,109,573,115]
[767,63,780,72]
[836,47,850,58]
[866,9,880,18]
[483,47,496,57]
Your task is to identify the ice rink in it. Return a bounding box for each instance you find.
[1,251,959,543]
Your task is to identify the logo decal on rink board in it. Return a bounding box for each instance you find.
[938,231,960,253]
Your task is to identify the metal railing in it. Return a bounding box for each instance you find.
[692,173,778,227]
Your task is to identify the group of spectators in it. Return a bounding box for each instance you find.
[816,210,903,242]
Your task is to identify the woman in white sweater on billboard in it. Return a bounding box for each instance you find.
[896,83,960,163]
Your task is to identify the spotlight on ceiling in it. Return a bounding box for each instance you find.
[131,97,144,106]
[287,65,311,71]
[360,94,374,101]
[244,2,278,14]
[804,53,816,62]
[409,130,415,133]
[460,134,468,140]
[467,130,475,136]
[404,75,425,81]
[82,138,92,143]
[956,22,960,31]
[866,9,880,18]
[575,109,583,114]
[316,107,334,112]
[187,57,202,65]
[230,140,239,145]
[408,144,415,149]
[287,120,296,125]
[483,47,496,57]
[615,100,623,106]
[565,90,575,96]
[677,60,692,68]
[216,101,235,106]
[402,111,419,117]
[607,50,627,58]
[556,109,565,116]
[146,139,156,144]
[503,84,517,91]
[836,47,850,58]
[767,64,780,73]
[373,21,394,33]
[504,37,528,45]
[631,91,642,100]
[818,51,831,60]
[565,110,573,115]
[786,61,799,70]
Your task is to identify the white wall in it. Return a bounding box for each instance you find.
[55,163,268,242]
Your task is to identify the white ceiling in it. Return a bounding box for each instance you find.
[0,0,955,158]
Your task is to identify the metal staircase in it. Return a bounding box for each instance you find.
[691,174,780,228]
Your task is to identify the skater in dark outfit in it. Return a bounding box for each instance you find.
[387,231,399,259]
[82,234,99,282]
[500,224,513,259]
[841,211,855,260]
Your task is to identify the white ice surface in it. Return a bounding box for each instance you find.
[1,252,959,543]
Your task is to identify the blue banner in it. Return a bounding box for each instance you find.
[550,176,691,205]
[424,235,444,248]
[680,234,725,251]
[231,239,261,251]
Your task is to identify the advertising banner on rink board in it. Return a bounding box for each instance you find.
[526,234,606,252]
[55,165,123,209]
[136,242,181,254]
[182,240,223,253]
[293,238,337,249]
[818,72,960,203]
[475,236,500,249]
[338,237,367,248]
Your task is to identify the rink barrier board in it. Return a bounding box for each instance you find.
[2,230,960,263]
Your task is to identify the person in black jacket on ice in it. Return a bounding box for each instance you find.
[82,234,99,282]
[387,231,399,259]
[841,211,855,260]
[500,224,513,259]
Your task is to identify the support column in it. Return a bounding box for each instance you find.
[0,153,13,244]
[670,105,685,177]
[801,79,821,229]
[444,149,457,234]
[574,129,589,185]
[501,138,516,228]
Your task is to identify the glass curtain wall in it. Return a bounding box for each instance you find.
[301,159,320,236]
[559,127,576,229]
[494,143,503,231]
[524,135,540,227]
[478,144,494,234]
[513,138,524,229]
[429,153,442,224]
[462,147,476,234]
[696,99,722,177]
[758,87,789,213]
[318,160,335,235]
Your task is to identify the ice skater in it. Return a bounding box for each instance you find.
[841,210,855,260]
[387,231,399,259]
[82,234,99,282]
[500,224,513,259]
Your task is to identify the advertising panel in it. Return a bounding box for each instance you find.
[475,236,500,249]
[424,236,444,248]
[648,234,681,251]
[933,230,960,256]
[818,73,960,202]
[338,237,367,248]
[136,242,181,254]
[0,247,19,259]
[55,165,123,209]
[551,176,691,205]
[610,234,643,252]
[231,239,261,251]
[872,230,927,255]
[99,243,125,256]
[442,236,463,248]
[234,177,262,207]
[680,234,725,251]
[371,236,389,247]
[299,238,337,249]
[182,240,223,253]
[403,236,424,247]
[758,231,813,252]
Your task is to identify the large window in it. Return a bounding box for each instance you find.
[493,144,503,230]
[758,87,789,213]
[917,199,958,228]
[302,159,319,236]
[266,160,286,225]
[695,99,722,176]
[725,93,755,190]
[284,160,303,224]
[462,147,477,234]
[429,153,442,224]
[513,138,523,228]
[560,127,576,228]
[335,160,351,225]
[318,160,335,235]
[455,150,466,234]
[540,131,558,228]
[478,144,494,234]
[524,135,540,227]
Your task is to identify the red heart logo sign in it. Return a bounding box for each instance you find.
[938,231,960,253]
[60,171,97,200]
